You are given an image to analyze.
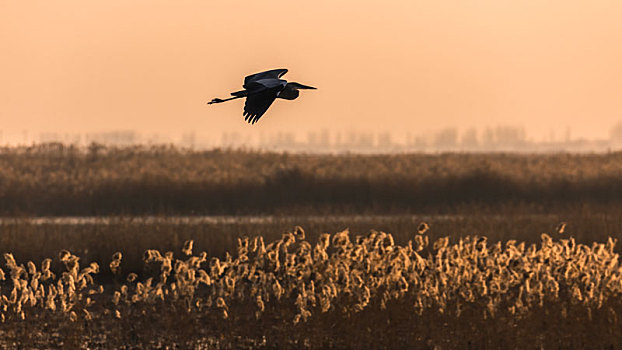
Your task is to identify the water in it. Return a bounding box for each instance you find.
[0,214,557,226]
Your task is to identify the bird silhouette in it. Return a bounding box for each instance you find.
[208,68,316,124]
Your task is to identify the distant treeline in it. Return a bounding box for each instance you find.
[2,143,622,216]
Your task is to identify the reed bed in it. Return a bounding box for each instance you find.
[1,227,622,349]
[3,210,622,276]
[4,143,622,215]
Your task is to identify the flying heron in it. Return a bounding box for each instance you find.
[208,68,316,124]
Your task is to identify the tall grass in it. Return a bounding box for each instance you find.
[1,227,622,349]
[3,143,622,215]
[4,209,622,277]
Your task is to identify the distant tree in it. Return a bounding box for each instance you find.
[461,128,479,149]
[319,129,330,147]
[610,121,622,143]
[377,132,392,148]
[433,128,458,149]
[307,131,318,146]
[482,127,495,147]
[494,126,526,147]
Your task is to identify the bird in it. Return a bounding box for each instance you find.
[208,68,316,124]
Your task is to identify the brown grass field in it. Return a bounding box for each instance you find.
[2,144,622,348]
[3,143,622,216]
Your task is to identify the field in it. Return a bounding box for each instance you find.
[2,144,622,349]
[4,143,622,216]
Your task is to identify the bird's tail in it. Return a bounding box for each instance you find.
[230,90,248,97]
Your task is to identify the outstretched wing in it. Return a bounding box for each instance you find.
[243,69,288,89]
[243,87,280,124]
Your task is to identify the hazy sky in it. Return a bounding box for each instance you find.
[2,1,622,143]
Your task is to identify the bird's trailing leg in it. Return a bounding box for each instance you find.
[207,96,242,105]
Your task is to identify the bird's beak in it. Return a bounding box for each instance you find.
[297,84,317,90]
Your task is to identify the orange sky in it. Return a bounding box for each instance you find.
[2,0,622,143]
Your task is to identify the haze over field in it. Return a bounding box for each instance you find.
[2,1,622,147]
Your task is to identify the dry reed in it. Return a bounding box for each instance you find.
[1,227,622,349]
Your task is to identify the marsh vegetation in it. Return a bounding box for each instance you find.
[2,144,622,348]
[1,227,622,349]
[3,143,622,216]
